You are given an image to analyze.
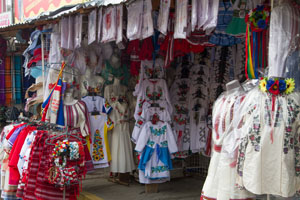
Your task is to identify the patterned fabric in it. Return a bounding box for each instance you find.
[14,56,22,104]
[20,130,86,200]
[5,56,12,106]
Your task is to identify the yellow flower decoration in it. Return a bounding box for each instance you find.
[259,79,267,92]
[96,130,100,134]
[93,144,97,148]
[285,78,295,94]
[93,155,100,161]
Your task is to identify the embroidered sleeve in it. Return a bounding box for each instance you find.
[163,80,173,115]
[131,117,145,143]
[166,123,178,153]
[78,101,92,137]
[135,122,150,152]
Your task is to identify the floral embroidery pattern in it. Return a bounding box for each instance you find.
[104,100,111,110]
[264,98,272,126]
[146,87,163,101]
[135,118,145,128]
[283,99,300,155]
[151,166,169,173]
[237,137,248,178]
[177,81,189,102]
[147,140,155,148]
[150,126,167,136]
[174,115,187,125]
[248,115,261,152]
[160,141,168,147]
[92,129,104,161]
[174,104,188,115]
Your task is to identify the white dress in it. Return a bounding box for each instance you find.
[135,121,178,184]
[104,85,136,173]
[82,96,113,168]
[237,89,300,197]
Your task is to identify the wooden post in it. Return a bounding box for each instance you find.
[145,184,158,193]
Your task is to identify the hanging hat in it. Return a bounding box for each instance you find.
[23,30,41,56]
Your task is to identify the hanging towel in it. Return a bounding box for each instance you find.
[14,56,22,104]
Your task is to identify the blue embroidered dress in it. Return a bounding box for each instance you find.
[135,121,178,183]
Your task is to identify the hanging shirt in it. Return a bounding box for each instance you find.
[64,100,91,137]
[236,89,300,197]
[82,96,114,168]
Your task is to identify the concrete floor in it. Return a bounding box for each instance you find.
[81,175,204,200]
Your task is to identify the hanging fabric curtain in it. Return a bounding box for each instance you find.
[245,5,270,79]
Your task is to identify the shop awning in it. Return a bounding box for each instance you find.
[0,0,130,37]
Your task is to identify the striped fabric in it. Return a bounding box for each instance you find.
[14,56,22,104]
[5,56,12,106]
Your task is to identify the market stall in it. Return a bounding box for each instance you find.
[0,0,299,199]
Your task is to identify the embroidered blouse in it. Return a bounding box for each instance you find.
[64,100,91,137]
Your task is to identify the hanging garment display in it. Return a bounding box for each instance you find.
[88,9,97,45]
[102,6,117,43]
[201,80,255,200]
[104,81,136,173]
[141,0,154,39]
[174,0,188,39]
[170,66,191,155]
[236,79,300,197]
[98,8,103,43]
[197,0,209,29]
[203,0,220,31]
[268,1,297,78]
[74,14,82,49]
[209,1,242,46]
[157,0,171,35]
[116,4,123,44]
[225,0,247,37]
[126,0,143,41]
[60,17,69,50]
[135,121,178,184]
[67,16,75,50]
[133,59,165,96]
[134,79,173,120]
[132,101,171,143]
[82,96,114,168]
[188,62,210,153]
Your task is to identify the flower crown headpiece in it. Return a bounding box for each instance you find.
[245,5,270,31]
[259,77,295,95]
